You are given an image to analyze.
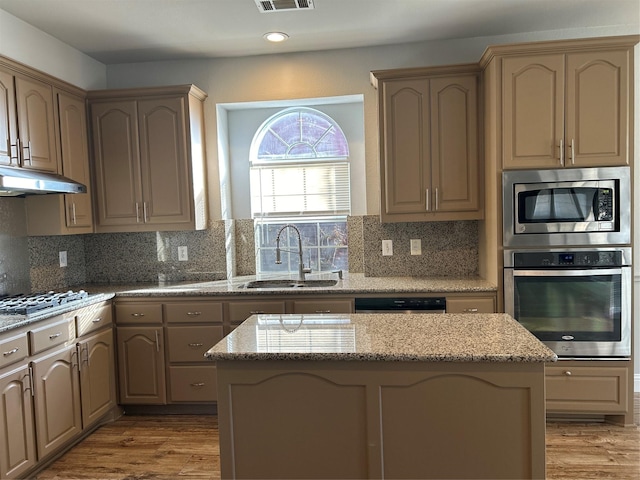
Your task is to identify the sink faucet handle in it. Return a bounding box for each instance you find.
[332,269,343,280]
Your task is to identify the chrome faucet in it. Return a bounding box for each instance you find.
[275,224,312,282]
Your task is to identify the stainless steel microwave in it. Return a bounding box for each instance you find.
[503,167,630,247]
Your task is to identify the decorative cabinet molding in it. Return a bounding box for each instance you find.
[372,64,482,222]
[88,85,208,233]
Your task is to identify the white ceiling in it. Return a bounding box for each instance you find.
[0,0,638,64]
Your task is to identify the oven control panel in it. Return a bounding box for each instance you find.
[512,250,623,268]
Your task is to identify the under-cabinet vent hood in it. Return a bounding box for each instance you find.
[0,166,87,196]
[255,0,314,13]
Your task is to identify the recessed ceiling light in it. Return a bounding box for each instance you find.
[264,32,289,43]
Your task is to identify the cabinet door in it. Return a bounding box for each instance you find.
[58,91,93,230]
[91,100,143,228]
[137,96,192,226]
[565,50,630,167]
[78,329,116,428]
[0,365,36,479]
[31,345,82,460]
[14,75,58,172]
[380,78,430,216]
[167,325,224,363]
[116,327,166,404]
[502,54,565,169]
[430,75,479,214]
[0,69,17,167]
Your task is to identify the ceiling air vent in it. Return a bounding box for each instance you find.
[255,0,314,13]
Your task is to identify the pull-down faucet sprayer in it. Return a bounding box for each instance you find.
[275,224,311,282]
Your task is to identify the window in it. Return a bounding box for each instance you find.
[250,107,350,274]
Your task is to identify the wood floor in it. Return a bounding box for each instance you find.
[35,395,639,480]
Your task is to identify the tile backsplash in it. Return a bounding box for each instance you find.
[1,196,478,292]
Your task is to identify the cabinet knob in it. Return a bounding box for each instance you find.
[563,371,572,376]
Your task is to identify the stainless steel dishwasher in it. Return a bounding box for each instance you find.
[354,297,446,313]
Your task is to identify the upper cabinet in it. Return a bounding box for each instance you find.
[0,67,59,173]
[88,85,207,233]
[372,65,482,223]
[26,89,94,235]
[494,39,634,169]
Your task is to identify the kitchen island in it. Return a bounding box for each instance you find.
[206,312,556,480]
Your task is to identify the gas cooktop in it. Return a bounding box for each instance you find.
[0,290,89,316]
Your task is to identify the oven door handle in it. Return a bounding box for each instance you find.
[511,267,624,277]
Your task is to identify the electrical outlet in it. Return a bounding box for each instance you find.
[410,239,422,255]
[382,239,393,256]
[178,246,188,261]
[59,251,68,267]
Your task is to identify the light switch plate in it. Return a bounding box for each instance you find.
[59,251,68,267]
[382,240,393,256]
[178,246,188,261]
[410,239,422,255]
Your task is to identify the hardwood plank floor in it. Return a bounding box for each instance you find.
[35,395,639,480]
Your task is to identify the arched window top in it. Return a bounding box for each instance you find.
[251,107,349,164]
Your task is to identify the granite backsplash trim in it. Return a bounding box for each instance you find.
[362,215,478,277]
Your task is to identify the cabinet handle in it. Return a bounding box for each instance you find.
[7,138,20,164]
[435,187,439,211]
[71,203,77,225]
[463,308,479,313]
[425,188,430,211]
[250,310,264,314]
[143,202,149,222]
[84,343,90,367]
[563,370,572,376]
[22,140,32,164]
[559,139,564,165]
[131,312,145,317]
[135,202,140,223]
[75,344,83,372]
[155,330,160,352]
[570,138,575,165]
[26,367,34,397]
[186,311,202,316]
[190,382,205,388]
[3,347,19,356]
[315,310,331,313]
[49,332,61,340]
[188,343,204,348]
[92,317,103,323]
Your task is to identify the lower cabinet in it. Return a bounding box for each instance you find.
[31,344,82,460]
[116,326,166,404]
[0,364,36,479]
[445,295,496,313]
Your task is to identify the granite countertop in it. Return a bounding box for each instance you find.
[205,312,557,363]
[84,272,497,297]
[0,293,115,333]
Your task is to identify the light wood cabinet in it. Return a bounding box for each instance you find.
[31,344,82,460]
[0,364,36,479]
[116,326,166,404]
[502,48,631,169]
[372,65,481,222]
[89,85,207,233]
[0,68,59,172]
[26,89,93,235]
[445,295,495,313]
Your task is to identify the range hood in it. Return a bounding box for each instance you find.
[0,166,87,196]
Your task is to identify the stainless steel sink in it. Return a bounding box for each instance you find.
[243,279,338,289]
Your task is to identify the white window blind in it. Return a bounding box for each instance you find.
[251,161,350,217]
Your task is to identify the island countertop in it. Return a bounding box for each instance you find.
[205,312,557,363]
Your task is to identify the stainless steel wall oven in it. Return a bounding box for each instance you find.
[504,247,631,359]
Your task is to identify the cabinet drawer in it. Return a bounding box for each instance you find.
[227,301,286,323]
[29,318,75,355]
[0,332,29,368]
[169,365,217,402]
[546,365,628,413]
[167,326,224,363]
[115,303,162,324]
[292,299,353,314]
[446,297,495,313]
[76,302,113,337]
[165,302,223,324]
